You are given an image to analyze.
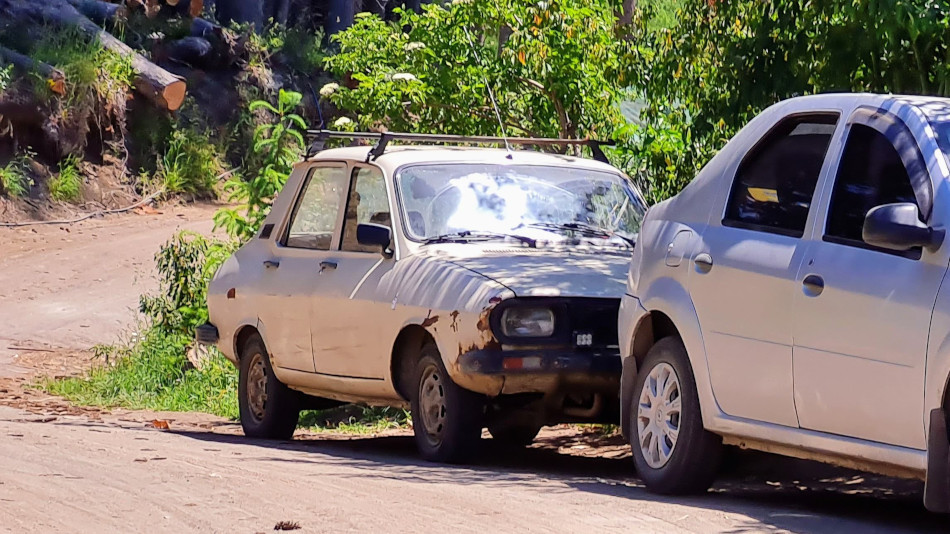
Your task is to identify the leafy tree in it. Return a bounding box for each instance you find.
[323,1,630,144]
[625,0,950,202]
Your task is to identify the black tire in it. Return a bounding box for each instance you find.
[488,422,542,448]
[410,342,484,463]
[630,336,722,494]
[238,333,300,440]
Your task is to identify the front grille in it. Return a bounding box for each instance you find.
[566,299,620,350]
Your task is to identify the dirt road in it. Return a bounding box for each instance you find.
[0,204,217,377]
[0,207,947,533]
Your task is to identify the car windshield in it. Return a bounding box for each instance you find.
[396,164,646,247]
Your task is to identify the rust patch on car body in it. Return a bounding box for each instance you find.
[421,315,440,328]
[450,310,460,332]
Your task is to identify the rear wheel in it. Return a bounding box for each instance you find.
[630,336,722,494]
[410,342,484,463]
[238,334,300,440]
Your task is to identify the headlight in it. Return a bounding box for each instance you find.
[501,307,555,337]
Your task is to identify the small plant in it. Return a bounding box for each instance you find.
[139,231,236,337]
[214,89,306,241]
[30,28,134,106]
[0,152,34,198]
[49,155,82,202]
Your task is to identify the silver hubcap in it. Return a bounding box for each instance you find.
[636,362,681,469]
[247,352,267,423]
[419,364,447,446]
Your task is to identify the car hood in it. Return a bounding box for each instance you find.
[427,245,632,299]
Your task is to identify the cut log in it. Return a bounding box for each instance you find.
[127,0,161,18]
[7,0,187,111]
[95,29,186,110]
[190,16,220,38]
[0,45,66,95]
[66,0,127,25]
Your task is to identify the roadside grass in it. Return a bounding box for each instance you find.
[43,326,411,433]
[43,327,240,419]
[0,152,33,198]
[299,406,411,434]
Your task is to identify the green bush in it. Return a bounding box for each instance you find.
[156,128,225,196]
[30,27,133,106]
[49,156,82,202]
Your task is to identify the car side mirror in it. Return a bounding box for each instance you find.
[862,202,944,252]
[357,223,393,257]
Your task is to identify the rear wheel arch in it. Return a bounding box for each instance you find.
[621,311,682,439]
[234,324,261,360]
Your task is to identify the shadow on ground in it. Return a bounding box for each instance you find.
[166,428,945,534]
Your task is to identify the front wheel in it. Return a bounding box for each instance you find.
[630,336,722,494]
[238,334,300,440]
[410,342,484,463]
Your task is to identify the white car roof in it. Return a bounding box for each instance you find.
[766,93,950,122]
[303,145,625,175]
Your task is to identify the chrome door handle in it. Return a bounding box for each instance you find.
[263,260,280,269]
[694,253,713,273]
[319,260,338,272]
[802,274,824,296]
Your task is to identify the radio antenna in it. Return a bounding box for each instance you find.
[462,26,513,158]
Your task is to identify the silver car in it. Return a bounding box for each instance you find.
[618,93,950,512]
[199,134,647,462]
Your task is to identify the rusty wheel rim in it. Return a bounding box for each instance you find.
[247,352,268,423]
[419,364,447,447]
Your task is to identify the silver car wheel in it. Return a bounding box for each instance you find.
[247,352,268,423]
[636,362,681,469]
[419,364,447,446]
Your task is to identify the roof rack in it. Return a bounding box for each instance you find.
[305,130,613,164]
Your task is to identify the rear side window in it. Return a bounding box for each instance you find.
[723,114,839,237]
[283,166,348,250]
[825,124,920,254]
[341,166,391,252]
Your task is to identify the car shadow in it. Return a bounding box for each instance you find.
[168,429,946,534]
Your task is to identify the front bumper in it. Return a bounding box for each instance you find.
[195,322,219,345]
[458,348,620,376]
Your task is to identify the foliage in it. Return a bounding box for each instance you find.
[49,155,82,202]
[0,64,11,94]
[0,152,34,198]
[625,0,950,201]
[156,128,225,196]
[44,327,240,419]
[281,26,327,75]
[214,89,306,241]
[139,231,236,338]
[324,1,630,142]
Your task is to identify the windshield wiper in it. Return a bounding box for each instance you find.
[524,222,635,247]
[422,231,537,248]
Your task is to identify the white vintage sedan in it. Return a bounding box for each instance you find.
[199,134,647,462]
[618,93,950,512]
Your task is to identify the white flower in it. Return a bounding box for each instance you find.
[319,83,339,97]
[333,117,353,128]
[405,42,426,51]
[391,73,418,82]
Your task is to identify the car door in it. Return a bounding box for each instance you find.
[256,163,349,373]
[792,109,944,450]
[688,113,840,427]
[310,164,395,379]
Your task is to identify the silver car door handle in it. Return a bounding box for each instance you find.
[694,253,713,272]
[319,260,338,272]
[263,260,280,269]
